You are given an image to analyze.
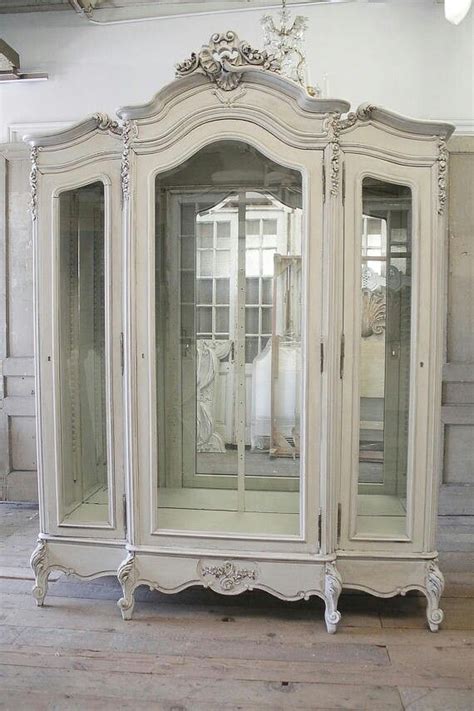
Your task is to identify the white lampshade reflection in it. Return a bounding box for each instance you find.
[445,0,473,24]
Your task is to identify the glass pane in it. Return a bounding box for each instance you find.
[261,307,272,333]
[215,250,230,276]
[58,182,109,525]
[215,278,229,304]
[155,140,303,536]
[198,250,213,276]
[356,178,412,538]
[197,306,212,333]
[215,306,229,332]
[262,278,273,304]
[246,249,260,277]
[262,218,277,235]
[246,278,259,304]
[197,222,213,247]
[245,336,259,363]
[262,250,275,276]
[216,221,231,246]
[245,307,259,334]
[197,278,212,304]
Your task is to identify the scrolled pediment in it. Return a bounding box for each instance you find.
[175,30,280,91]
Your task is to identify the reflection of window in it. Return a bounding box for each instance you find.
[196,219,231,340]
[361,216,387,278]
[191,197,298,365]
[245,217,277,362]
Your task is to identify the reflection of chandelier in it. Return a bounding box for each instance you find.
[261,0,319,96]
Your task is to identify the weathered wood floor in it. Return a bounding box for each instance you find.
[1,503,473,710]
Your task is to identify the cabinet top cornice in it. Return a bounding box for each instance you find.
[24,30,454,149]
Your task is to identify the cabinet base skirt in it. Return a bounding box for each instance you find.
[30,539,443,633]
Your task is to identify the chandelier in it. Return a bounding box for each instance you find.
[261,0,319,96]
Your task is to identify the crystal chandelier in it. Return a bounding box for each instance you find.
[261,0,319,96]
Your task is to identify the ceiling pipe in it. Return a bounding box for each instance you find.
[74,0,355,26]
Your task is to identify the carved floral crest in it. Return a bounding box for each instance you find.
[176,31,280,91]
[198,560,258,591]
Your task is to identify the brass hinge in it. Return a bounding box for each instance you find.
[322,163,326,203]
[123,493,127,536]
[320,340,324,373]
[339,333,345,379]
[120,332,124,376]
[337,503,342,542]
[342,162,346,203]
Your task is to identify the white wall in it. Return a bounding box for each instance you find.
[0,0,473,142]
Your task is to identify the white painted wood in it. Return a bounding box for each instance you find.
[26,39,455,633]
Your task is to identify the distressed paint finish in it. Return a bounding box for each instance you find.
[1,36,469,632]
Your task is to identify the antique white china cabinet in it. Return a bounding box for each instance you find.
[27,31,453,632]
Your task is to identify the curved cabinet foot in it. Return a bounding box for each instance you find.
[425,559,444,632]
[324,562,342,634]
[117,552,138,621]
[30,539,50,606]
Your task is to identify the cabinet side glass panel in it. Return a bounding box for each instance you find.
[155,140,303,536]
[58,182,110,525]
[356,178,412,538]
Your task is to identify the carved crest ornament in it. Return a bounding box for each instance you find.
[176,31,281,91]
[198,560,258,592]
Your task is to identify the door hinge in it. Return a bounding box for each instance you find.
[342,162,346,203]
[123,493,127,536]
[339,333,345,379]
[337,503,342,543]
[322,163,326,203]
[320,340,324,373]
[120,332,124,376]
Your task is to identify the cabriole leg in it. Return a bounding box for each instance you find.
[324,562,342,634]
[117,552,138,621]
[30,539,50,606]
[425,559,444,632]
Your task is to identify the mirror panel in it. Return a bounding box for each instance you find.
[356,178,412,537]
[58,182,110,525]
[155,141,303,535]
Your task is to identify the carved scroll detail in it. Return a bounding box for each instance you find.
[30,539,49,606]
[328,114,341,197]
[30,146,38,221]
[117,552,138,620]
[324,562,342,634]
[361,288,386,338]
[197,339,232,452]
[198,560,258,592]
[339,104,376,130]
[93,112,121,135]
[176,31,280,91]
[121,120,137,202]
[437,138,448,216]
[425,559,444,632]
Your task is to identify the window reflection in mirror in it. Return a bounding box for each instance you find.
[155,141,303,535]
[58,182,110,525]
[356,178,412,538]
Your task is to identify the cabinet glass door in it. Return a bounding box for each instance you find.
[356,177,412,537]
[58,182,110,525]
[155,141,304,536]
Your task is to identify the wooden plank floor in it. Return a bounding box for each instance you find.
[0,504,473,710]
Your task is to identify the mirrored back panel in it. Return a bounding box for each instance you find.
[58,182,110,525]
[356,178,412,538]
[155,141,304,536]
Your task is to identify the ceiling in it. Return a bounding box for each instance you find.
[0,0,359,16]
